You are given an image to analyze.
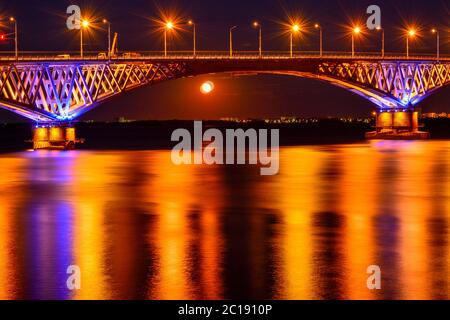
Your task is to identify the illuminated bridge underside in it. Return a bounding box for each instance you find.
[0,59,449,122]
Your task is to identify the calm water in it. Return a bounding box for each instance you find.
[1,141,450,300]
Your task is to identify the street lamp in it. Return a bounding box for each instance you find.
[80,19,90,58]
[376,26,385,58]
[406,29,416,59]
[253,21,262,58]
[103,19,111,60]
[9,17,18,60]
[229,26,238,57]
[290,24,300,58]
[164,21,174,58]
[188,20,196,57]
[352,26,361,58]
[432,28,440,60]
[314,23,323,57]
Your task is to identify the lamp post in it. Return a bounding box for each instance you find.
[290,24,300,58]
[314,23,323,57]
[103,19,111,60]
[80,19,90,58]
[406,29,416,59]
[188,20,196,57]
[164,21,174,58]
[376,26,385,58]
[229,26,238,57]
[352,26,361,58]
[432,28,440,60]
[253,21,262,58]
[9,17,18,60]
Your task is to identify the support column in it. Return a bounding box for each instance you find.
[32,124,82,150]
[366,108,429,140]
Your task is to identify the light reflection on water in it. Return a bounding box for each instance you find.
[0,141,449,300]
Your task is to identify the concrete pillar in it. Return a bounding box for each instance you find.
[367,109,429,140]
[32,125,79,150]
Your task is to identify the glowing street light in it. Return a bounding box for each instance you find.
[314,23,323,57]
[80,19,90,59]
[164,21,174,58]
[229,26,238,57]
[9,17,18,60]
[253,21,262,58]
[290,24,300,58]
[376,26,385,58]
[352,26,362,58]
[103,19,111,60]
[188,20,196,57]
[406,29,416,59]
[431,28,440,60]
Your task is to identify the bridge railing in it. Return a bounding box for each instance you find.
[0,50,449,62]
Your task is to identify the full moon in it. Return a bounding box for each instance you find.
[200,81,214,94]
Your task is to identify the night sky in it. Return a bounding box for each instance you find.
[0,0,449,122]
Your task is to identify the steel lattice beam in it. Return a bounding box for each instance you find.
[0,62,187,121]
[318,61,450,108]
[0,59,449,122]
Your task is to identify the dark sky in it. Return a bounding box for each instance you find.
[0,0,449,122]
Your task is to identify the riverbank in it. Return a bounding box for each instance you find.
[1,118,450,152]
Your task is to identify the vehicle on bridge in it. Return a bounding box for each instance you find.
[122,52,142,59]
[56,54,71,60]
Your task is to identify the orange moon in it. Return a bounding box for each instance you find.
[200,81,215,94]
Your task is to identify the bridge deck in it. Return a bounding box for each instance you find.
[0,52,449,63]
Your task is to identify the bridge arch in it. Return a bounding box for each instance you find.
[0,59,449,122]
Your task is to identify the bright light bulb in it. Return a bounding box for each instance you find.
[292,24,300,32]
[166,22,174,29]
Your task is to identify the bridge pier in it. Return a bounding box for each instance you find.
[366,109,430,140]
[32,125,82,150]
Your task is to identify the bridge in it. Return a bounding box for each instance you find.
[1,53,450,148]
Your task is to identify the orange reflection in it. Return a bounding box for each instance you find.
[70,152,124,300]
[269,147,323,299]
[396,143,437,299]
[0,156,28,299]
[145,151,224,299]
[339,145,379,300]
[0,142,449,300]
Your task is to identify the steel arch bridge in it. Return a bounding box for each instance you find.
[0,56,450,123]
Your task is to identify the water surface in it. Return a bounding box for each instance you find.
[0,141,449,299]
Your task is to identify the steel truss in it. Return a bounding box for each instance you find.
[0,62,187,121]
[318,61,450,108]
[0,60,449,122]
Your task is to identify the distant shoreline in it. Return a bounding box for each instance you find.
[1,119,450,152]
